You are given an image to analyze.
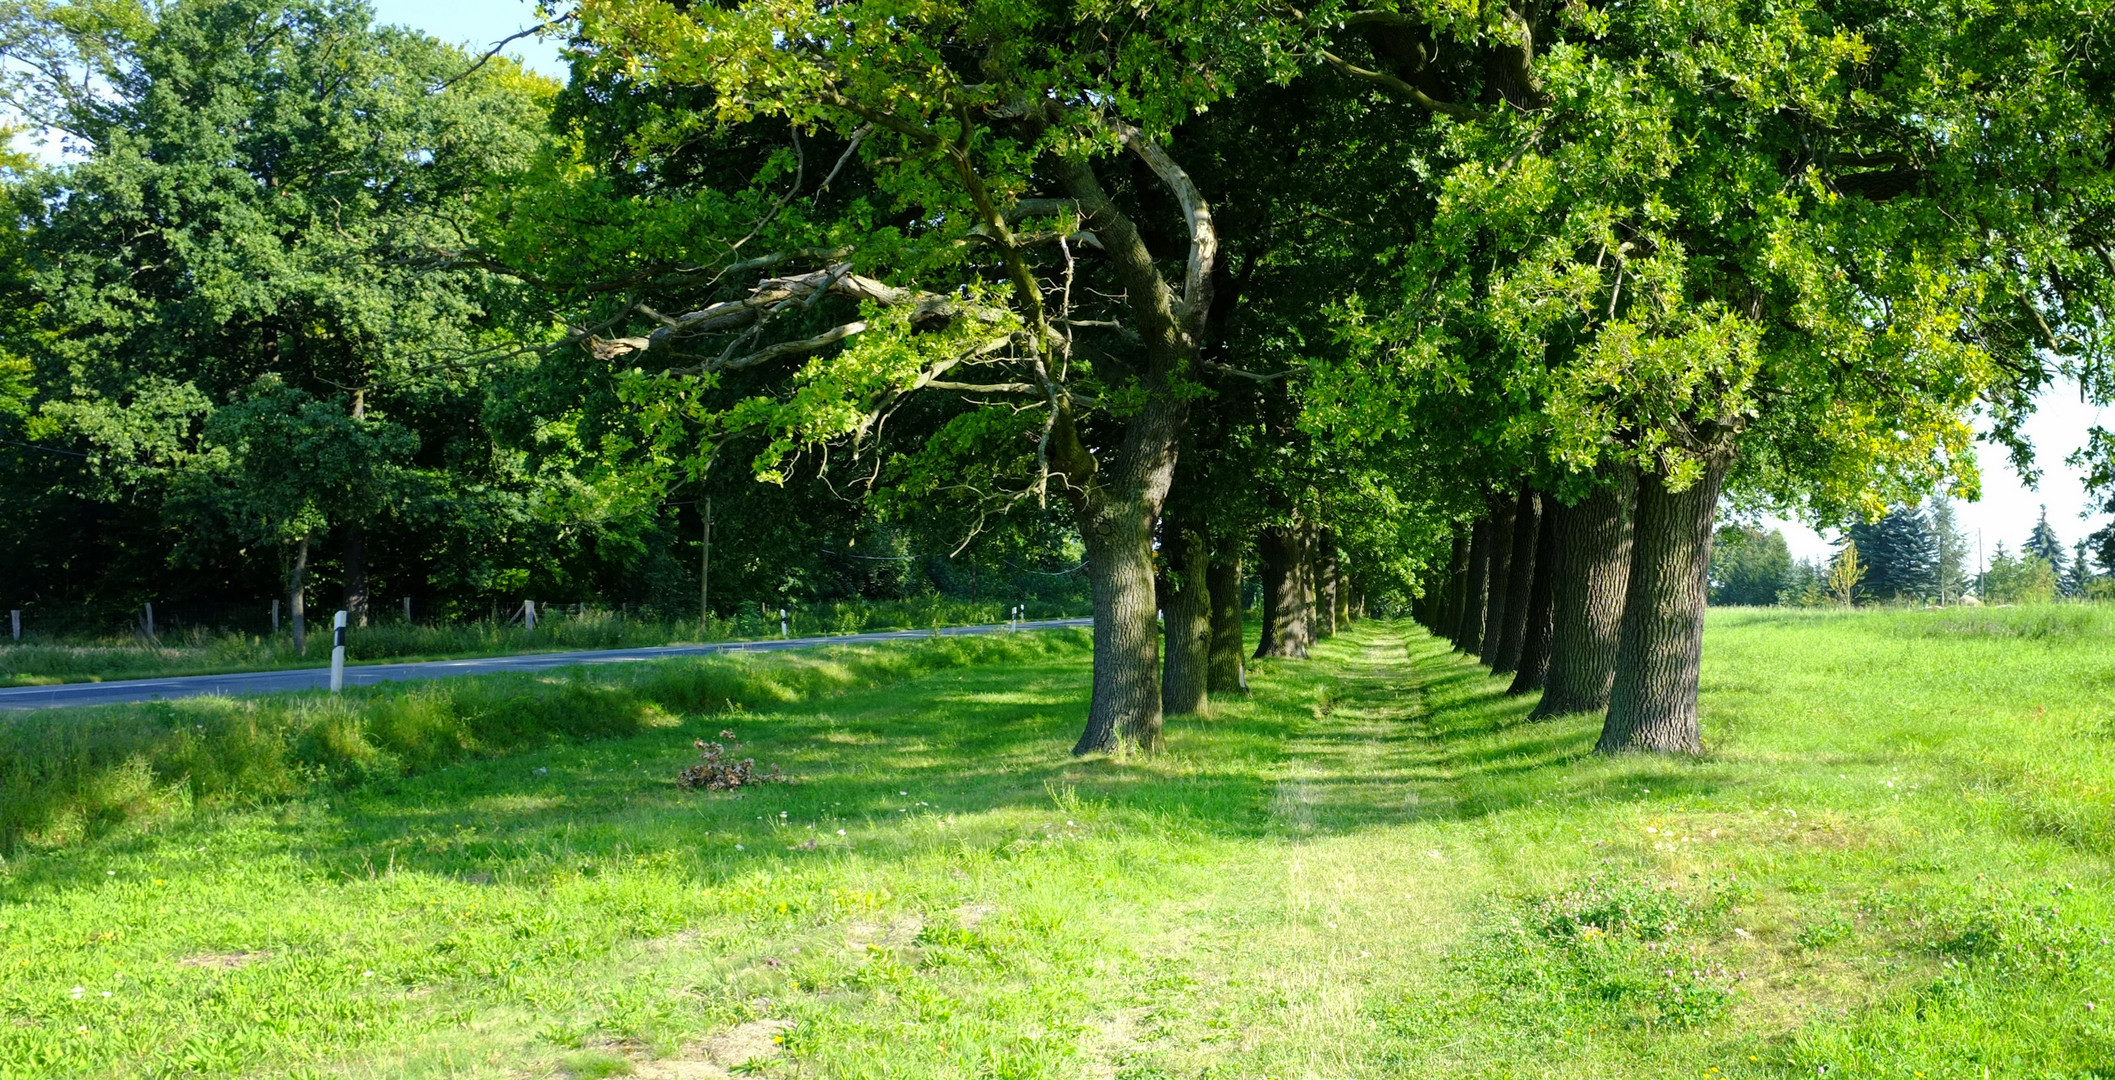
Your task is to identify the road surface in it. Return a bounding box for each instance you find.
[0,618,1094,711]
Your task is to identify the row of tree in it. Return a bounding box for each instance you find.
[1712,503,2111,607]
[6,0,2114,757]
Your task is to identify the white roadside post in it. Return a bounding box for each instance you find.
[271,599,280,633]
[9,610,19,640]
[780,608,788,639]
[329,610,348,693]
[143,601,155,639]
[523,599,537,633]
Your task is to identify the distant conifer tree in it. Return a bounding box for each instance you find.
[1848,505,1938,602]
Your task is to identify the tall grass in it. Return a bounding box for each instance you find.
[0,628,1091,855]
[0,596,1087,686]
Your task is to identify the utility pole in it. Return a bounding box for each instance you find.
[701,496,713,627]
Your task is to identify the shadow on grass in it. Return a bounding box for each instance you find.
[5,621,1738,903]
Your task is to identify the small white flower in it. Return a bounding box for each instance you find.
[779,811,788,818]
[361,971,374,978]
[837,829,847,836]
[735,844,745,851]
[100,991,111,999]
[899,790,908,795]
[69,987,84,998]
[105,871,115,876]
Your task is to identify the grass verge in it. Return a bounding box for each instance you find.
[0,629,1091,855]
[0,597,1089,687]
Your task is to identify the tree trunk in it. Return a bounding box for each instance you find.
[1490,490,1542,675]
[1296,522,1318,647]
[1437,528,1470,640]
[1457,518,1493,653]
[1255,525,1308,658]
[343,523,369,628]
[1161,515,1211,716]
[288,534,311,655]
[1320,537,1340,637]
[1599,459,1731,754]
[1535,476,1634,718]
[1508,498,1562,695]
[1312,528,1337,640]
[1074,498,1169,754]
[1206,550,1247,692]
[1477,498,1518,662]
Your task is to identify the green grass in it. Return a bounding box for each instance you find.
[3,608,2113,1078]
[0,597,1089,687]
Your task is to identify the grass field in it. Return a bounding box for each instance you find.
[3,607,2112,1078]
[0,598,1088,688]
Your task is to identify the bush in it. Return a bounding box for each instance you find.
[0,628,1091,855]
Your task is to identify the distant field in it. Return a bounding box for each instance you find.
[0,598,1088,687]
[2,608,2110,1078]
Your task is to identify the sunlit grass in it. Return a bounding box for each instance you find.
[3,609,2111,1078]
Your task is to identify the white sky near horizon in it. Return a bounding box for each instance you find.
[1759,380,2111,571]
[15,2,2110,563]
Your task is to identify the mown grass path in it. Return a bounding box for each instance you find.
[4,614,2112,1079]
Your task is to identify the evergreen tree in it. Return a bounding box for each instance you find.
[2064,539,2095,598]
[2025,506,2069,582]
[1930,498,1972,604]
[1847,506,1938,602]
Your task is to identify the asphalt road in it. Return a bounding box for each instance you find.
[0,618,1094,711]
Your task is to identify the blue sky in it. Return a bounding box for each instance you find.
[369,0,567,78]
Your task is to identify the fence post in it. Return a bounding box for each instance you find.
[144,601,155,639]
[329,610,348,693]
[271,599,280,633]
[9,610,18,641]
[523,599,537,633]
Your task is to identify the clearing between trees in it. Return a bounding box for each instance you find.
[2,609,2110,1078]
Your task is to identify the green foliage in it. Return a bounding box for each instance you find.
[1707,525,1790,606]
[1846,506,1939,604]
[1979,544,2059,606]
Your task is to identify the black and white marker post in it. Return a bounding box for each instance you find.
[329,610,348,693]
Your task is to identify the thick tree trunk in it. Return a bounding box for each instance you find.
[1534,477,1635,718]
[288,534,311,655]
[1320,538,1341,637]
[1254,525,1308,658]
[1490,490,1542,675]
[1161,516,1211,716]
[1334,556,1350,629]
[1295,523,1318,648]
[1599,459,1731,754]
[1477,498,1518,662]
[1206,551,1247,692]
[1508,497,1562,695]
[1437,529,1470,640]
[1074,501,1168,754]
[1313,529,1337,640]
[1457,518,1492,653]
[343,523,369,628]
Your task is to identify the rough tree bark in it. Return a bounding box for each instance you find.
[1161,514,1211,716]
[1599,458,1732,754]
[1296,523,1319,648]
[1255,525,1308,658]
[1508,496,1561,695]
[1051,134,1218,756]
[1437,528,1470,640]
[288,534,311,655]
[1206,550,1247,693]
[1320,536,1341,637]
[343,524,369,628]
[1533,475,1635,718]
[1457,517,1492,653]
[1490,489,1541,675]
[1477,497,1518,662]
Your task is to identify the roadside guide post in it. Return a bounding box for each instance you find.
[330,610,348,693]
